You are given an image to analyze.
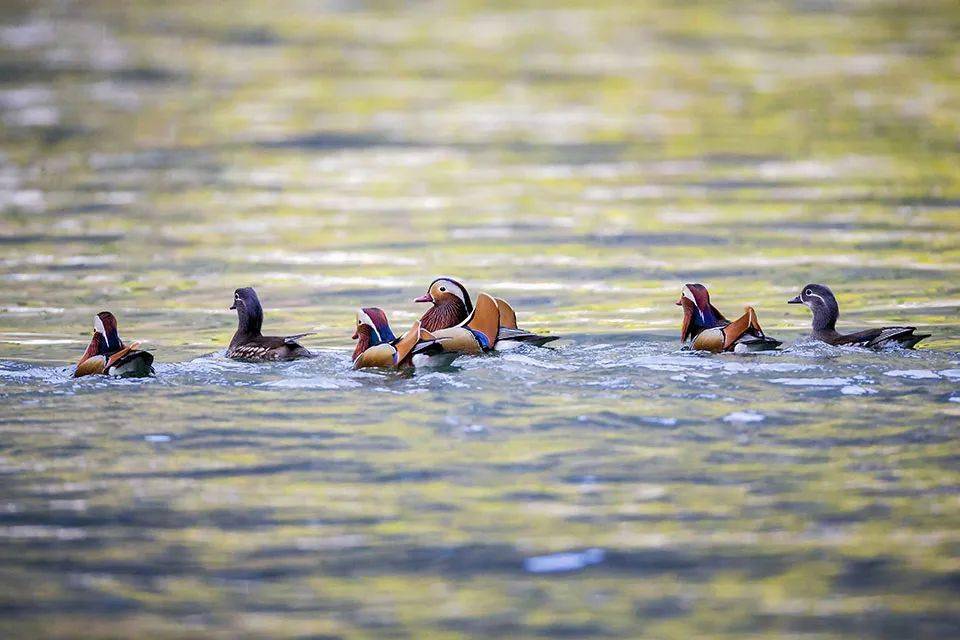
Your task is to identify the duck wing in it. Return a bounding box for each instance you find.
[495,298,519,330]
[463,293,500,350]
[229,336,310,360]
[864,326,929,349]
[393,321,424,365]
[733,334,782,353]
[283,332,315,345]
[107,349,155,377]
[495,327,559,347]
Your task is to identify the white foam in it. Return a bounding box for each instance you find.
[524,548,605,574]
[770,377,852,387]
[883,369,940,380]
[723,411,765,423]
[840,385,877,396]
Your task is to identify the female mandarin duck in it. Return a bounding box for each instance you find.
[227,287,314,361]
[414,277,556,349]
[74,311,155,378]
[788,283,929,349]
[352,308,455,369]
[677,284,781,353]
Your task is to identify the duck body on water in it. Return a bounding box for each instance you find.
[788,283,929,349]
[676,284,782,354]
[68,279,930,378]
[227,287,314,361]
[73,311,155,378]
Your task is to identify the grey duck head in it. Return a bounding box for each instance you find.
[788,283,839,331]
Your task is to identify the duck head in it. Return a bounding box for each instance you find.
[414,277,473,331]
[231,287,264,336]
[352,307,397,360]
[676,283,721,341]
[788,283,839,331]
[78,311,122,366]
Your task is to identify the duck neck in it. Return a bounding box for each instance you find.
[353,328,373,361]
[420,299,468,332]
[234,306,263,344]
[812,306,837,332]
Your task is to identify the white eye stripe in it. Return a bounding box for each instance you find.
[356,310,380,341]
[435,279,465,303]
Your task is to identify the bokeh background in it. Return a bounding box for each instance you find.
[0,1,958,639]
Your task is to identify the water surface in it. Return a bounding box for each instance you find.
[1,1,959,638]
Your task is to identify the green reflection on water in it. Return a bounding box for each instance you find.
[0,0,958,638]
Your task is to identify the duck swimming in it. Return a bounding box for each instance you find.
[227,287,314,361]
[788,283,929,349]
[352,308,454,369]
[74,311,155,378]
[677,284,781,353]
[414,277,556,348]
[425,291,502,355]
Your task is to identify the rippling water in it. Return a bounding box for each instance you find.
[1,1,959,638]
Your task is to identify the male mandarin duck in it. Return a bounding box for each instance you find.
[413,277,557,349]
[74,311,155,378]
[788,283,929,349]
[425,291,502,355]
[677,283,781,353]
[227,287,314,361]
[352,307,455,369]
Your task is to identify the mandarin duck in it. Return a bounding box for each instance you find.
[788,284,929,349]
[227,287,314,361]
[421,290,502,355]
[74,311,155,378]
[677,283,781,353]
[352,308,455,369]
[414,277,557,349]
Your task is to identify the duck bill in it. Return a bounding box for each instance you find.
[787,296,802,304]
[351,330,358,340]
[413,294,432,303]
[229,302,236,310]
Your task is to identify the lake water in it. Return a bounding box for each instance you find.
[1,1,958,638]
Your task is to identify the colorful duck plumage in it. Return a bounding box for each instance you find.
[352,307,452,369]
[74,311,155,378]
[677,284,781,353]
[227,287,314,361]
[426,291,502,355]
[414,277,557,348]
[788,283,929,349]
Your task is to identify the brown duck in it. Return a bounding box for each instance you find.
[227,287,313,361]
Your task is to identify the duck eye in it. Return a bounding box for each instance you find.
[439,286,446,292]
[804,289,812,296]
